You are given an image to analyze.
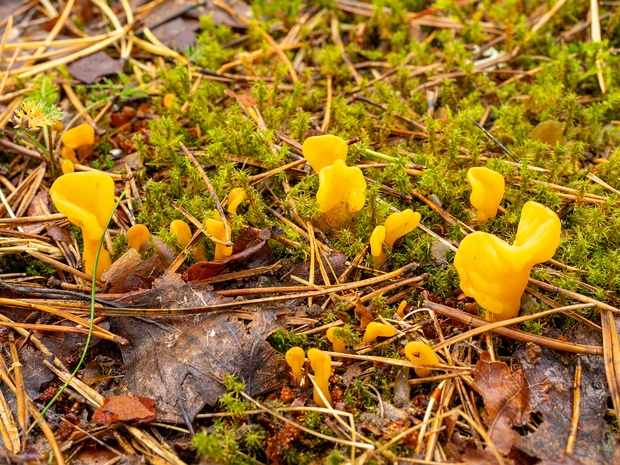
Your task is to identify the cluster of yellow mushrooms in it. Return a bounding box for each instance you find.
[49,131,561,408]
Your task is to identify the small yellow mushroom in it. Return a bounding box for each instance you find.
[205,213,233,260]
[362,322,396,344]
[170,220,192,247]
[61,159,75,174]
[285,346,305,386]
[49,172,115,279]
[127,224,150,252]
[326,327,347,353]
[60,146,79,164]
[454,201,561,320]
[467,167,505,223]
[384,209,421,248]
[369,226,386,258]
[302,134,348,173]
[404,341,440,377]
[61,123,95,149]
[227,187,247,215]
[316,159,366,231]
[397,300,408,318]
[308,348,332,407]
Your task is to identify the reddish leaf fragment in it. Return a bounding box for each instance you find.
[473,351,549,454]
[92,395,156,426]
[185,227,273,281]
[67,52,122,84]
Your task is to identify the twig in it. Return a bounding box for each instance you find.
[180,143,233,247]
[566,357,582,454]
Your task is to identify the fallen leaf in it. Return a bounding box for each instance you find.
[151,17,199,51]
[473,351,549,454]
[92,395,156,425]
[185,227,274,281]
[111,280,287,422]
[283,251,347,285]
[513,325,619,465]
[66,52,122,84]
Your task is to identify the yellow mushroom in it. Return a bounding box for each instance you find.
[127,224,150,252]
[454,201,561,320]
[404,341,440,377]
[49,172,115,279]
[61,123,95,149]
[316,159,366,231]
[369,226,386,259]
[467,167,505,223]
[302,134,348,173]
[227,187,247,215]
[307,348,332,407]
[362,322,396,344]
[205,212,232,260]
[397,300,408,318]
[326,327,347,353]
[285,346,305,386]
[384,209,421,248]
[170,220,192,247]
[61,159,75,174]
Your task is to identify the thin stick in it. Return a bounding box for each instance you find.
[180,143,232,247]
[321,75,333,133]
[566,357,581,454]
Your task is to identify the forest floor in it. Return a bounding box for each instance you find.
[1,0,620,464]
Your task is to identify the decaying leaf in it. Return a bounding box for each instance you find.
[111,277,287,422]
[473,350,549,454]
[92,395,156,426]
[185,227,274,281]
[66,52,122,84]
[513,325,619,465]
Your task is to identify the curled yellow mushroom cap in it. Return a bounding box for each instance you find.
[384,209,421,248]
[316,159,366,230]
[285,346,305,385]
[362,321,396,344]
[50,172,115,279]
[454,201,561,320]
[404,341,440,377]
[170,219,192,247]
[397,300,408,318]
[205,216,232,260]
[302,134,348,173]
[61,123,95,149]
[61,159,75,174]
[369,226,386,257]
[326,327,347,353]
[227,187,247,215]
[307,348,332,407]
[127,224,150,252]
[60,146,78,164]
[467,167,505,223]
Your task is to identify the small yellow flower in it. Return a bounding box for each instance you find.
[12,100,63,131]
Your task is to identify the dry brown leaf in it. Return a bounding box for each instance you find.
[473,350,549,454]
[92,395,156,426]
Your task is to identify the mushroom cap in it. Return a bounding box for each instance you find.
[404,341,439,377]
[513,201,561,265]
[362,321,396,344]
[170,220,192,247]
[383,209,421,248]
[302,134,348,173]
[61,159,75,174]
[50,172,115,242]
[227,187,247,215]
[326,327,347,353]
[316,159,366,214]
[285,346,305,371]
[127,224,150,251]
[307,348,332,380]
[61,123,95,149]
[467,167,505,223]
[454,201,561,320]
[205,217,233,260]
[369,226,386,257]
